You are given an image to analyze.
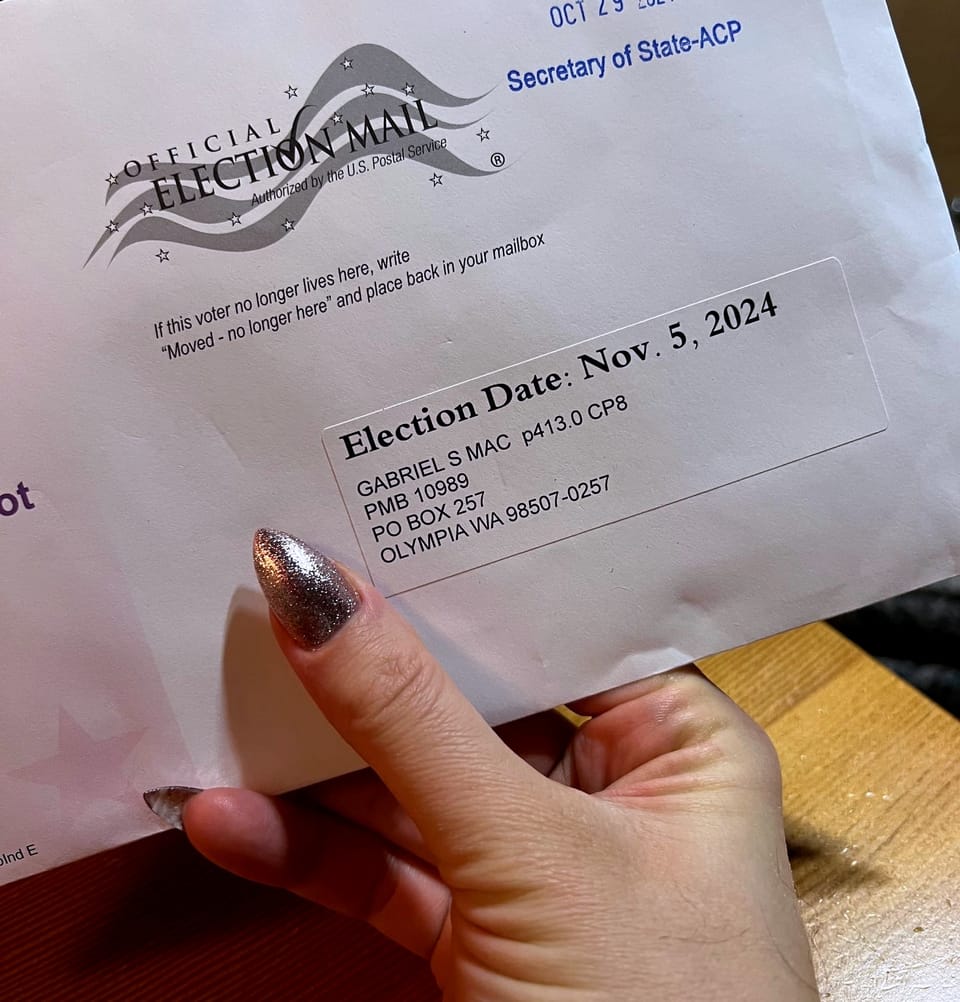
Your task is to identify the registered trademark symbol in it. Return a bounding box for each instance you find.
[490,152,506,168]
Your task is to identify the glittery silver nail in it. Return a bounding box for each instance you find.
[143,786,201,831]
[253,528,359,649]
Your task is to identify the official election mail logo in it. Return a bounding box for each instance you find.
[87,45,502,265]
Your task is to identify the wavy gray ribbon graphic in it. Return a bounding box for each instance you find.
[89,45,500,264]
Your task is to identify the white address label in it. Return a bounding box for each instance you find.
[323,259,887,596]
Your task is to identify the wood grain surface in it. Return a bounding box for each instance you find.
[1,623,957,1000]
[702,624,960,1002]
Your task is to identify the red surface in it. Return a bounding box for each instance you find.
[0,832,440,1001]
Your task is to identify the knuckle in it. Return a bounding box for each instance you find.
[339,627,445,742]
[740,719,784,789]
[665,672,784,788]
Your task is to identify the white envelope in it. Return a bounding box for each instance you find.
[2,0,959,886]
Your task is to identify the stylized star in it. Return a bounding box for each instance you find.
[230,212,242,226]
[361,83,375,96]
[430,173,443,187]
[106,220,120,234]
[331,111,343,125]
[477,128,491,142]
[140,202,154,216]
[283,218,295,232]
[12,709,146,814]
[285,84,299,99]
[105,172,119,186]
[340,56,353,70]
[403,82,416,96]
[156,248,170,262]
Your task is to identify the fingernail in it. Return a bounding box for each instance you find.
[143,786,202,831]
[253,528,359,649]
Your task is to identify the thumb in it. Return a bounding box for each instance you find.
[252,529,537,849]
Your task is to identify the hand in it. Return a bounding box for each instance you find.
[177,530,818,1001]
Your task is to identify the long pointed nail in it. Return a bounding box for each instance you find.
[143,786,202,830]
[253,529,359,650]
